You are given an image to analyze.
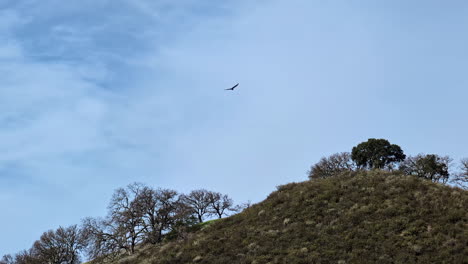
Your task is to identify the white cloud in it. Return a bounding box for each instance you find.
[0,0,380,254]
[0,1,223,196]
[0,61,106,166]
[3,0,467,257]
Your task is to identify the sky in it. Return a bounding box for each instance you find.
[1,0,468,257]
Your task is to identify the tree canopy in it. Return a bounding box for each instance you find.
[351,138,406,169]
[400,154,451,183]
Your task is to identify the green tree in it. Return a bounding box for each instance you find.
[351,138,405,169]
[400,154,451,183]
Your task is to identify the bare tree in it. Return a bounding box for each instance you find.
[137,187,181,244]
[32,225,85,264]
[82,183,147,260]
[56,225,86,263]
[108,183,144,255]
[452,158,468,189]
[107,183,147,254]
[32,230,61,264]
[460,158,468,181]
[11,250,40,264]
[207,191,235,219]
[0,255,14,264]
[180,189,212,223]
[239,200,252,211]
[3,225,85,264]
[308,152,356,180]
[81,217,124,262]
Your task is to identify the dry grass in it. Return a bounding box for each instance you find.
[99,171,468,264]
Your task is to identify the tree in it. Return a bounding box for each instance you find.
[180,189,212,223]
[207,191,235,218]
[82,183,147,259]
[400,154,451,183]
[351,138,406,169]
[11,250,40,264]
[106,183,147,254]
[136,187,182,244]
[32,225,85,264]
[308,152,355,179]
[81,217,124,262]
[452,158,468,189]
[239,200,252,210]
[0,255,14,264]
[3,225,85,264]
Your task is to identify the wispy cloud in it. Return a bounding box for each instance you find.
[2,0,468,257]
[0,0,246,255]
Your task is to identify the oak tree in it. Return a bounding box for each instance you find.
[351,138,405,169]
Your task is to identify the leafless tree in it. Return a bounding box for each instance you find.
[180,189,212,223]
[107,183,147,254]
[240,200,252,210]
[55,225,85,263]
[11,249,40,264]
[229,200,252,214]
[31,225,85,264]
[81,217,124,262]
[461,158,468,179]
[452,158,468,189]
[136,187,182,244]
[207,191,235,218]
[308,152,356,180]
[0,255,14,264]
[82,183,147,260]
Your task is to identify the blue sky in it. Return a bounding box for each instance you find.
[1,0,468,256]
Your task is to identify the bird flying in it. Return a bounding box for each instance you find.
[225,83,239,90]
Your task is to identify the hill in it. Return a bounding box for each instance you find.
[100,171,468,264]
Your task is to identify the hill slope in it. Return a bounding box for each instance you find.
[109,171,468,264]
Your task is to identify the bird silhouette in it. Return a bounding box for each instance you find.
[225,83,239,90]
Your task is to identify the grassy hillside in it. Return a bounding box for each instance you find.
[102,171,468,264]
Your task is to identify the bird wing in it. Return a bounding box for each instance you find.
[224,83,239,90]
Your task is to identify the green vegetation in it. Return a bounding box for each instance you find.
[400,154,451,183]
[351,138,406,169]
[109,171,468,264]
